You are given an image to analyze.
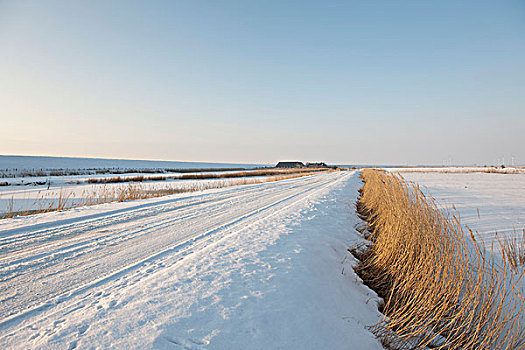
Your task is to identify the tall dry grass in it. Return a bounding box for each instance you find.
[2,171,330,219]
[500,229,525,272]
[85,175,168,184]
[353,169,525,349]
[83,168,329,184]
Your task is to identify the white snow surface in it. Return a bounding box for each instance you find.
[0,155,259,172]
[0,174,277,214]
[386,166,525,174]
[394,170,525,252]
[0,171,382,349]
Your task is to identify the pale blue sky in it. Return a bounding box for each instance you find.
[1,0,524,165]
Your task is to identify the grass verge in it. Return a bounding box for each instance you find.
[352,169,524,349]
[83,168,330,184]
[1,171,332,219]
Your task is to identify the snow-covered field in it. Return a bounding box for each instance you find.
[0,155,266,215]
[392,169,525,254]
[0,171,383,349]
[0,172,266,215]
[388,166,525,174]
[0,155,259,175]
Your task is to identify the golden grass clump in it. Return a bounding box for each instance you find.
[353,169,525,350]
[500,229,525,272]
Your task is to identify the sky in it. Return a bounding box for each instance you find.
[1,0,524,165]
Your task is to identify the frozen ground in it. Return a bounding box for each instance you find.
[393,169,525,252]
[0,171,382,349]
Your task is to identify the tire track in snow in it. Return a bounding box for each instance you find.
[0,172,349,335]
[0,183,292,271]
[0,178,307,252]
[0,176,321,275]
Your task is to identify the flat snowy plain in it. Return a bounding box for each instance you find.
[0,172,265,214]
[0,155,261,214]
[0,155,258,174]
[0,171,383,349]
[393,168,525,322]
[393,169,525,253]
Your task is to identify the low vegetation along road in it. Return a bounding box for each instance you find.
[0,171,382,349]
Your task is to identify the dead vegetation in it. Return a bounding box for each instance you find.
[0,167,251,179]
[352,169,525,350]
[85,175,168,184]
[500,229,525,272]
[82,168,328,184]
[1,171,331,219]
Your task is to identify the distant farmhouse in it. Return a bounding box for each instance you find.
[276,161,332,169]
[306,162,328,168]
[276,161,305,168]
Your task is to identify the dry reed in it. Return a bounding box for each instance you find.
[85,175,168,184]
[83,168,329,184]
[500,229,525,272]
[1,171,330,219]
[352,169,525,350]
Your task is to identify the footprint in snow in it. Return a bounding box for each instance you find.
[78,324,89,335]
[53,319,65,327]
[165,336,208,349]
[28,332,40,341]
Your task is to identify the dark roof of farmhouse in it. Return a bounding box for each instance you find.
[276,161,305,168]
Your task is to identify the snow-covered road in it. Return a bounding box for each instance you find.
[0,171,382,349]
